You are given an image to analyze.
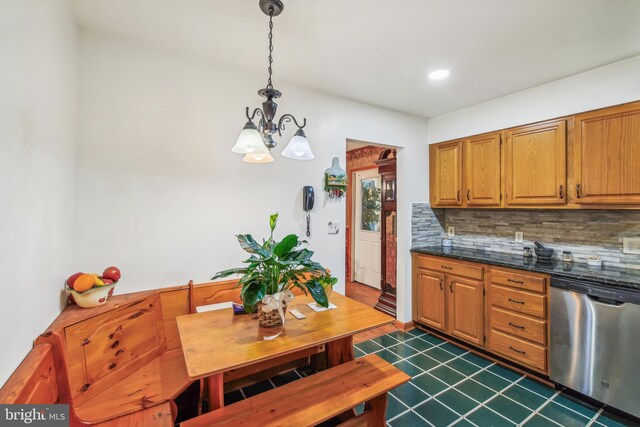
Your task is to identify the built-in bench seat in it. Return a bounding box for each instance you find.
[181,354,411,427]
[74,348,190,424]
[91,402,173,427]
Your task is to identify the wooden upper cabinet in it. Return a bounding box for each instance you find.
[464,132,502,207]
[574,102,640,204]
[504,119,567,206]
[448,276,484,346]
[415,268,446,331]
[430,141,463,207]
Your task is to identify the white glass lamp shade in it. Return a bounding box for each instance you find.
[232,121,265,154]
[243,151,274,164]
[281,129,314,160]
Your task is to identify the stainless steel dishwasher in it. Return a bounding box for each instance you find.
[550,276,640,418]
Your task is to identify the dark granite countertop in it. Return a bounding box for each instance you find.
[411,246,640,291]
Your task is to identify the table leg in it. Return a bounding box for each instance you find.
[326,336,356,421]
[206,374,224,412]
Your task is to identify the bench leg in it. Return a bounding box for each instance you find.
[338,393,388,427]
[327,336,356,422]
[364,393,387,427]
[206,374,225,412]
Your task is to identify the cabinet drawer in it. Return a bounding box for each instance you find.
[491,268,546,294]
[418,257,483,280]
[490,285,546,319]
[490,307,547,345]
[490,329,547,372]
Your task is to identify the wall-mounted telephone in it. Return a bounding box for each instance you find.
[303,186,314,237]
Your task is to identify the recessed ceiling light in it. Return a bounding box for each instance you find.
[428,69,450,80]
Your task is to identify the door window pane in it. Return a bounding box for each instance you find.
[361,178,381,232]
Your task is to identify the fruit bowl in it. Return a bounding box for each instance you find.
[69,283,117,308]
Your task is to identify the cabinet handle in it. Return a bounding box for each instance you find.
[509,346,527,355]
[450,281,454,292]
[439,279,443,291]
[441,265,453,270]
[576,184,581,199]
[457,190,460,202]
[507,278,524,284]
[467,189,470,201]
[508,322,525,330]
[508,298,525,305]
[559,184,564,199]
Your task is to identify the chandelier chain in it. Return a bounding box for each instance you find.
[267,9,274,89]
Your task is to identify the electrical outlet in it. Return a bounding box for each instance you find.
[515,231,524,243]
[623,238,640,254]
[447,226,455,237]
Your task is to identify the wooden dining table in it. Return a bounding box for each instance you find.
[176,292,394,410]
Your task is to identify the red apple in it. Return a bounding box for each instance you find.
[66,272,83,288]
[103,266,121,282]
[102,278,114,285]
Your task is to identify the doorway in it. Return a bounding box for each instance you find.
[345,140,397,317]
[353,168,382,289]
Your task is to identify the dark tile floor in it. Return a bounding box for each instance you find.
[223,329,638,427]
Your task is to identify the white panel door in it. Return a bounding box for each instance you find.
[354,169,382,289]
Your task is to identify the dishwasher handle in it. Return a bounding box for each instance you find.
[551,276,640,305]
[587,294,625,306]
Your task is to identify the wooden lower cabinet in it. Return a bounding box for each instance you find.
[413,254,551,375]
[415,268,446,330]
[413,254,484,347]
[448,276,484,346]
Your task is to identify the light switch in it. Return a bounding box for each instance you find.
[328,221,339,234]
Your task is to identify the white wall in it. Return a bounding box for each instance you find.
[0,0,77,385]
[428,55,640,143]
[75,32,429,322]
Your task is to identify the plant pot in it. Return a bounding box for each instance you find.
[69,283,116,308]
[257,301,289,328]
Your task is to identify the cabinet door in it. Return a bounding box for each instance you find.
[448,275,484,346]
[574,102,640,204]
[415,269,446,331]
[505,120,566,206]
[430,141,463,207]
[465,132,502,207]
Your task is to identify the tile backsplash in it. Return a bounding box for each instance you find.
[411,203,640,270]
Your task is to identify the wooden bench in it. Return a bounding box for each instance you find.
[0,343,174,426]
[29,291,191,425]
[180,354,410,427]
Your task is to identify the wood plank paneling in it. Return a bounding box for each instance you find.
[0,344,58,404]
[160,288,189,350]
[65,294,166,407]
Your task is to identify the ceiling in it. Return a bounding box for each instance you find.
[71,0,640,118]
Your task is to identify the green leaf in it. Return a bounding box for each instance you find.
[212,268,247,280]
[300,260,326,273]
[240,281,266,313]
[273,234,299,258]
[304,279,328,308]
[269,213,279,232]
[237,234,271,258]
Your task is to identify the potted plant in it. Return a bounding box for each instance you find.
[212,213,337,327]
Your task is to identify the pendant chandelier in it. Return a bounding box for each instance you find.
[231,0,313,163]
